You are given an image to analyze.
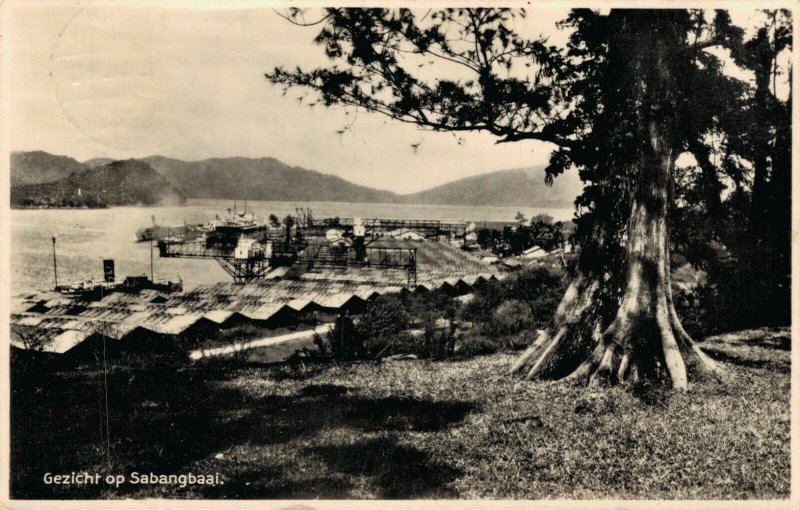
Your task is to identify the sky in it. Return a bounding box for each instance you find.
[8,5,572,194]
[6,4,776,194]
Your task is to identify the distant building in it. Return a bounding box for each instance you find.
[521,245,548,259]
[386,228,426,241]
[500,258,524,270]
[234,239,266,259]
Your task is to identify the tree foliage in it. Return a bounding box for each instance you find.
[267,8,791,388]
[269,8,576,145]
[671,9,792,328]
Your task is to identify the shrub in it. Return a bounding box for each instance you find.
[463,266,567,331]
[357,296,413,357]
[356,296,410,342]
[454,328,506,358]
[453,266,566,357]
[321,314,361,360]
[506,266,566,327]
[401,289,457,321]
[419,313,457,360]
[486,300,536,338]
[374,330,419,358]
[190,323,265,358]
[312,296,413,361]
[462,279,505,325]
[673,260,787,340]
[673,287,707,339]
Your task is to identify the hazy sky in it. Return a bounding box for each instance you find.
[8,5,573,194]
[7,5,771,194]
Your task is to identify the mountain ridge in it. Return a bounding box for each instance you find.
[402,167,580,208]
[10,151,88,186]
[11,159,186,208]
[10,151,581,208]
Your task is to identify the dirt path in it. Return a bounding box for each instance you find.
[189,323,332,360]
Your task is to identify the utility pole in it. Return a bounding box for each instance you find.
[150,237,154,281]
[51,235,58,289]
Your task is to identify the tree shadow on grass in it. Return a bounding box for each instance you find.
[215,384,478,447]
[304,436,463,499]
[700,331,790,372]
[11,357,476,499]
[702,348,788,371]
[190,462,354,499]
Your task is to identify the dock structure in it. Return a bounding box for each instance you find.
[305,242,418,287]
[150,212,470,284]
[363,218,467,241]
[305,217,468,241]
[158,239,271,284]
[11,261,497,360]
[14,211,501,359]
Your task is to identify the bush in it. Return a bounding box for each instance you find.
[419,313,457,360]
[318,314,361,360]
[454,329,507,358]
[312,296,413,360]
[357,296,412,357]
[453,266,566,357]
[506,267,566,327]
[486,300,536,337]
[375,331,420,358]
[190,323,265,355]
[463,266,567,332]
[673,287,707,339]
[401,289,457,320]
[356,296,410,342]
[674,256,790,340]
[461,280,505,325]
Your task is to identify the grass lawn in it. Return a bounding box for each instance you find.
[10,327,790,499]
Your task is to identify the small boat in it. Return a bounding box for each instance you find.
[135,227,157,242]
[56,279,118,296]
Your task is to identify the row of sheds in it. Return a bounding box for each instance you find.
[11,267,497,359]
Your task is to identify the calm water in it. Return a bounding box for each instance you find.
[11,199,573,293]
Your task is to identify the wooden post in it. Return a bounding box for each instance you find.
[52,235,58,289]
[150,237,155,281]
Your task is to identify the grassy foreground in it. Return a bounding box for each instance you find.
[10,327,790,499]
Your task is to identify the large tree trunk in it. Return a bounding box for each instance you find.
[511,11,723,390]
[511,120,723,389]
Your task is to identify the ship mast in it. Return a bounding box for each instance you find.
[51,235,58,289]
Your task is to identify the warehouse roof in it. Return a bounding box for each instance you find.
[12,239,497,356]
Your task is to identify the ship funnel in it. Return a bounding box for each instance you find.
[103,259,115,283]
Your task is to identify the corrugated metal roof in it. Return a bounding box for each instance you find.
[14,316,44,327]
[49,330,93,354]
[14,243,496,356]
[203,310,235,324]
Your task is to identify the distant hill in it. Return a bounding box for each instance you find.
[11,159,186,208]
[83,157,116,168]
[402,166,581,208]
[10,151,87,187]
[139,155,401,203]
[11,151,582,208]
[139,156,580,207]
